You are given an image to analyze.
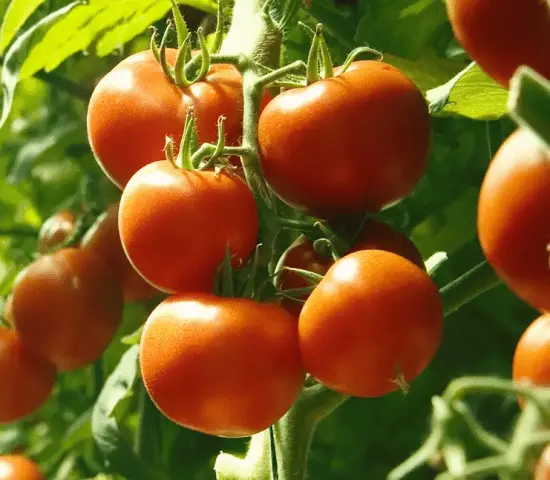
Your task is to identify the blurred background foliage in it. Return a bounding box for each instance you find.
[0,0,536,478]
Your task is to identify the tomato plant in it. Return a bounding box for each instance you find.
[87,49,271,189]
[0,328,56,424]
[37,209,76,253]
[10,248,123,371]
[139,293,304,437]
[119,161,258,294]
[280,218,424,315]
[81,202,160,302]
[258,60,431,218]
[0,455,44,480]
[445,0,550,87]
[478,129,550,312]
[298,249,443,397]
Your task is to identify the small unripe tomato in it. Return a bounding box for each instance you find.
[11,248,123,371]
[0,328,56,424]
[37,209,77,253]
[140,294,304,437]
[299,249,443,397]
[0,455,44,480]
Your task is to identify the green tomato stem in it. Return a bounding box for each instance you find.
[440,261,501,316]
[508,66,550,149]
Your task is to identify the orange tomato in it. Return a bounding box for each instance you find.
[37,209,77,254]
[478,129,550,312]
[81,202,160,303]
[0,328,56,424]
[11,248,123,371]
[0,455,44,480]
[140,294,304,437]
[299,249,443,397]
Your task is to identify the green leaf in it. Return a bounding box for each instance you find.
[8,121,81,183]
[121,325,144,345]
[355,0,447,59]
[20,0,216,79]
[0,0,45,53]
[0,1,81,130]
[91,345,166,480]
[427,63,509,120]
[62,408,93,451]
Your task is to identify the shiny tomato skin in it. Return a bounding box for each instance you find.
[445,0,550,87]
[37,209,76,254]
[535,445,550,480]
[139,294,304,437]
[280,219,425,316]
[119,161,259,294]
[0,328,56,424]
[478,129,550,312]
[258,60,431,218]
[512,314,550,392]
[11,248,123,371]
[299,249,443,397]
[81,203,160,303]
[0,455,45,480]
[87,49,271,189]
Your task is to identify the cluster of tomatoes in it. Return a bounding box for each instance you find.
[0,202,160,425]
[75,28,447,435]
[446,0,550,475]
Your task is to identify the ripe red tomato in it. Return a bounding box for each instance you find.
[535,445,550,480]
[37,209,76,254]
[139,294,304,437]
[280,219,425,316]
[11,248,123,371]
[299,249,443,397]
[87,49,271,189]
[0,455,44,479]
[81,202,160,303]
[258,60,431,218]
[478,129,550,312]
[119,162,258,294]
[512,314,550,392]
[445,0,550,88]
[0,328,56,424]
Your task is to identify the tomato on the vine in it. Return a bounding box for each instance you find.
[139,293,304,437]
[258,60,431,218]
[445,0,550,87]
[81,202,160,303]
[0,328,56,424]
[0,455,44,480]
[299,249,443,397]
[37,209,76,254]
[119,162,258,294]
[11,248,123,371]
[280,219,424,316]
[478,129,550,312]
[512,314,550,392]
[87,49,271,189]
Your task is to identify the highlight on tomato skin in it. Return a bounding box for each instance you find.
[119,161,259,295]
[80,202,161,303]
[445,0,550,88]
[10,248,124,371]
[87,48,272,190]
[0,328,57,425]
[298,249,443,398]
[139,293,305,438]
[280,219,425,317]
[477,129,550,312]
[0,455,45,480]
[512,314,550,397]
[37,209,77,254]
[258,60,431,219]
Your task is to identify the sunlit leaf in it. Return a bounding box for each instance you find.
[0,0,45,53]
